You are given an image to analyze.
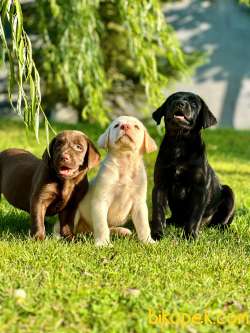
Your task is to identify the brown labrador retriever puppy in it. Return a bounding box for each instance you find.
[0,130,100,240]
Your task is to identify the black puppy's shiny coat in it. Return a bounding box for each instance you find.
[151,92,235,239]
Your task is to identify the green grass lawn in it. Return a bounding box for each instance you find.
[0,119,249,333]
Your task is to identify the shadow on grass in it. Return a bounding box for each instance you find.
[0,201,249,257]
[0,200,56,239]
[161,204,250,253]
[0,204,29,239]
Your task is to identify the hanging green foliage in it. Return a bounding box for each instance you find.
[26,0,197,125]
[1,0,199,129]
[0,0,54,142]
[34,0,109,125]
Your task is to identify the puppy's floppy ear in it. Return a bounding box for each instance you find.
[42,137,56,167]
[152,104,165,125]
[198,98,217,129]
[97,127,110,149]
[152,94,175,125]
[142,128,157,154]
[85,140,101,169]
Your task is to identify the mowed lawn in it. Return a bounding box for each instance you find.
[0,119,249,333]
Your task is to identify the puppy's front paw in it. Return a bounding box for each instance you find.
[141,237,156,244]
[184,227,198,240]
[151,229,164,241]
[95,239,112,247]
[30,228,45,240]
[60,224,75,241]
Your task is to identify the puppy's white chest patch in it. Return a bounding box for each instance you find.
[174,166,184,178]
[175,168,181,175]
[107,185,134,226]
[175,147,182,158]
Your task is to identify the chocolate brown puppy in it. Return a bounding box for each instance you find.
[151,92,235,240]
[0,130,100,240]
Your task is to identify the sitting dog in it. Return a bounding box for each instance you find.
[151,91,235,239]
[0,131,100,240]
[73,116,157,246]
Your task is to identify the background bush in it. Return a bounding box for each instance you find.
[1,0,201,131]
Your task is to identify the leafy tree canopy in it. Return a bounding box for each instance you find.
[0,0,201,139]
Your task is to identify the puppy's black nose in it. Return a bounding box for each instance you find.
[176,101,185,109]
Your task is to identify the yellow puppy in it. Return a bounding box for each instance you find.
[74,116,157,246]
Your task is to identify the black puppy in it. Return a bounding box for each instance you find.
[151,91,235,239]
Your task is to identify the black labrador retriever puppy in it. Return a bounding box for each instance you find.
[151,91,235,239]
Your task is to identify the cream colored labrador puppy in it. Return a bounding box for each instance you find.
[74,116,157,246]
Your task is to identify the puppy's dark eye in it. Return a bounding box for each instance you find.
[134,124,140,129]
[114,124,119,128]
[191,102,197,108]
[56,140,64,147]
[74,144,83,151]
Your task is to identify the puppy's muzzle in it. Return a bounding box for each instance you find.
[60,152,71,163]
[56,152,81,178]
[116,123,135,143]
[173,101,192,125]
